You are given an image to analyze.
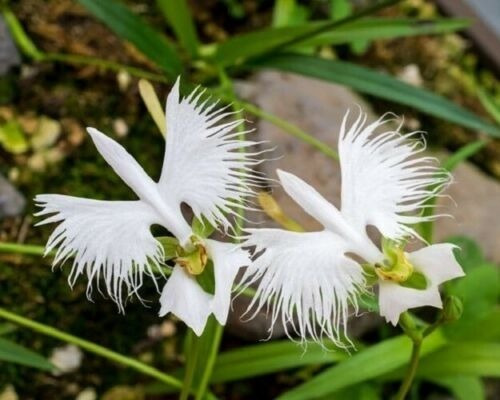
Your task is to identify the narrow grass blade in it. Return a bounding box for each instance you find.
[249,54,500,137]
[156,0,199,58]
[78,0,182,78]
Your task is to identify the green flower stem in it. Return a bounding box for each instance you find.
[195,323,223,400]
[0,242,46,256]
[238,100,339,161]
[394,338,422,400]
[395,311,446,400]
[0,307,183,390]
[180,330,201,400]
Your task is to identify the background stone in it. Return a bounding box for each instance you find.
[0,174,26,218]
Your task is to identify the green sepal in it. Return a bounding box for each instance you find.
[361,263,378,286]
[192,216,215,238]
[400,270,428,290]
[398,312,423,342]
[196,260,215,295]
[156,236,180,261]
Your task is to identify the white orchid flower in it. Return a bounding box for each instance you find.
[35,78,263,336]
[240,109,464,345]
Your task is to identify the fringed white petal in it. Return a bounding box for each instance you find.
[206,240,251,325]
[378,244,464,325]
[159,266,212,336]
[159,78,267,233]
[35,195,164,311]
[338,109,451,241]
[240,229,365,346]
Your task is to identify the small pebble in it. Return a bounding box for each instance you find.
[113,118,129,138]
[49,344,83,375]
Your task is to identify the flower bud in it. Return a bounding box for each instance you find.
[442,295,463,323]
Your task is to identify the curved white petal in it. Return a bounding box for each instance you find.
[410,243,465,283]
[35,195,164,311]
[338,109,450,241]
[378,243,464,325]
[206,240,250,325]
[159,78,266,233]
[87,128,158,202]
[277,169,381,263]
[240,229,365,346]
[159,266,211,336]
[88,127,192,242]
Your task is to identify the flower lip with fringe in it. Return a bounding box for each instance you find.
[239,108,464,347]
[35,77,267,336]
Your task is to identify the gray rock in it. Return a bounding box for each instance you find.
[434,161,500,262]
[0,16,20,75]
[0,174,25,218]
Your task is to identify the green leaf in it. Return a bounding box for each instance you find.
[431,376,485,400]
[156,236,179,261]
[444,264,499,339]
[442,140,487,171]
[477,87,500,125]
[249,54,500,137]
[213,17,467,66]
[447,236,485,272]
[323,382,381,400]
[156,0,199,58]
[331,0,352,21]
[212,0,401,65]
[418,342,500,378]
[211,340,347,383]
[192,216,215,238]
[0,337,53,371]
[213,24,312,65]
[272,0,309,27]
[78,0,182,78]
[301,18,469,48]
[277,331,446,400]
[448,307,500,342]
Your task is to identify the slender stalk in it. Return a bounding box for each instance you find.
[180,330,201,400]
[0,307,183,389]
[195,324,223,400]
[45,53,169,83]
[0,242,46,256]
[394,340,422,400]
[2,7,44,60]
[241,100,339,161]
